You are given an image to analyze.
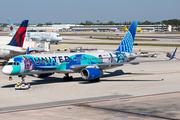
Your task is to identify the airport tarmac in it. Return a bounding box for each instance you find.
[62,35,180,45]
[0,34,180,120]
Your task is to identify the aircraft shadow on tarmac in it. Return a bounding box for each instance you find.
[1,70,163,88]
[80,70,163,84]
[103,70,153,77]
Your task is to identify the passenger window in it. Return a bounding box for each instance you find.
[14,62,19,65]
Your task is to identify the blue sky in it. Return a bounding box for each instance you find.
[0,0,179,24]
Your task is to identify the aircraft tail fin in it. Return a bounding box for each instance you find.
[124,25,128,31]
[116,21,138,53]
[7,19,16,36]
[8,20,29,47]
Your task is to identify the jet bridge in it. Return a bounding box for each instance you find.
[23,37,50,52]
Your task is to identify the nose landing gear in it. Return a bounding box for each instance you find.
[15,75,30,90]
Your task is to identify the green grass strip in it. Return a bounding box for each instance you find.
[137,43,180,47]
[59,42,180,47]
[60,33,124,36]
[60,42,119,45]
[90,37,155,41]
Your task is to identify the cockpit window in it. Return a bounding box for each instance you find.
[6,62,19,66]
[57,35,61,37]
[7,62,13,65]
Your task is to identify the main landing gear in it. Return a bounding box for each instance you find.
[90,78,100,82]
[63,73,73,81]
[15,75,30,90]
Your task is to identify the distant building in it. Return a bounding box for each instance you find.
[70,25,120,32]
[1,24,173,32]
[70,24,169,32]
[35,24,82,32]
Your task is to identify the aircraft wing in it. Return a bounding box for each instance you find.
[71,48,178,72]
[127,53,158,59]
[70,59,167,72]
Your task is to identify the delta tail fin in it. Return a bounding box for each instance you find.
[116,21,138,53]
[7,19,16,36]
[8,20,29,47]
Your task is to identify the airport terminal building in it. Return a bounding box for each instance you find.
[34,24,171,32]
[70,24,170,32]
[1,24,172,32]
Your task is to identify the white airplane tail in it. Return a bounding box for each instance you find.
[7,19,16,36]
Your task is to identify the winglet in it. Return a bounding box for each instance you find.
[170,47,178,60]
[26,47,29,54]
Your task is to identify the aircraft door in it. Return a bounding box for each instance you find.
[20,60,25,73]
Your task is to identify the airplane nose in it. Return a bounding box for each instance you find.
[2,66,13,75]
[59,37,62,41]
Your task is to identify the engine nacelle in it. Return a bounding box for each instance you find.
[33,73,54,78]
[81,68,103,80]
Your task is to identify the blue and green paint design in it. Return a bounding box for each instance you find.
[10,52,126,74]
[11,54,103,73]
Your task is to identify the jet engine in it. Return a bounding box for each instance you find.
[33,73,54,78]
[80,68,103,80]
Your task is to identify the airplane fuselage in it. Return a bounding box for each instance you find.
[26,32,62,42]
[0,44,26,59]
[2,51,134,75]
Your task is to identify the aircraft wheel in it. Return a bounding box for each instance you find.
[63,76,68,81]
[63,76,73,81]
[90,78,100,82]
[69,76,73,81]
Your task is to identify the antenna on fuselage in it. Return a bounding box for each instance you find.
[26,47,29,54]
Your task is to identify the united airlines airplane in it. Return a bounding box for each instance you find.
[8,19,62,44]
[2,21,178,82]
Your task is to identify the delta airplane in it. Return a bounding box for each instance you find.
[124,25,142,32]
[0,20,28,59]
[2,21,178,82]
[8,19,62,44]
